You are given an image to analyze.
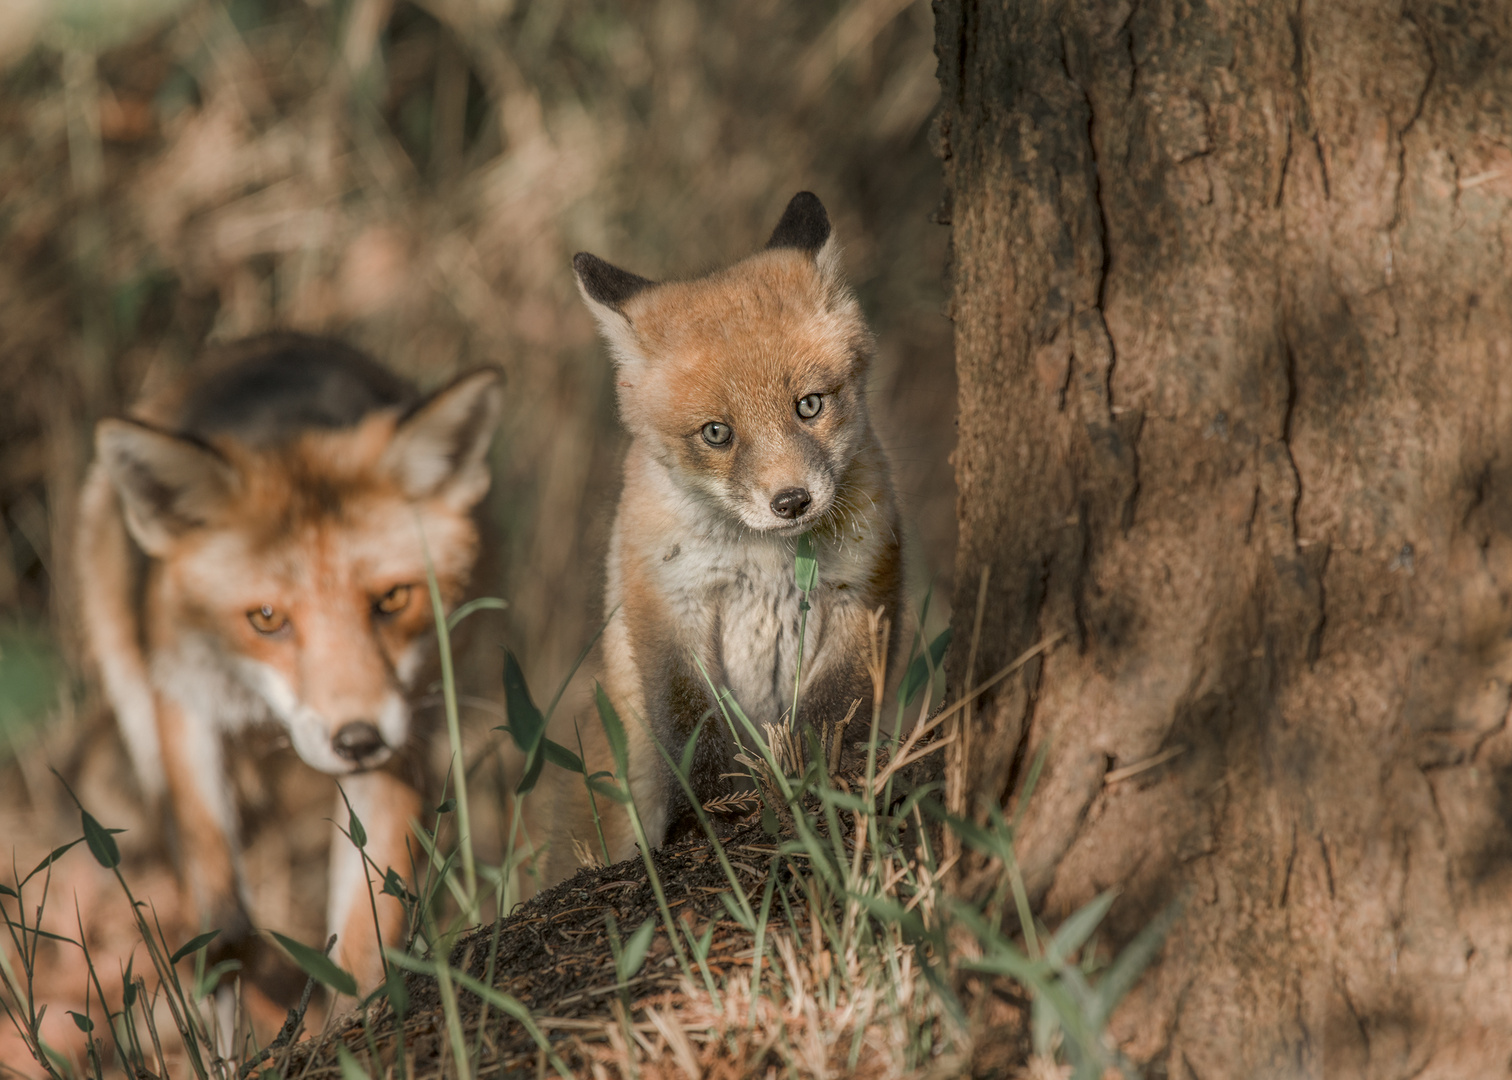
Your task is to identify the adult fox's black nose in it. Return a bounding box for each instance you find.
[770,487,812,520]
[333,721,385,763]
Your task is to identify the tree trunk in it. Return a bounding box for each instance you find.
[936,0,1512,1075]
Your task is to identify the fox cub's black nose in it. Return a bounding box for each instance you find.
[770,488,812,520]
[333,721,385,762]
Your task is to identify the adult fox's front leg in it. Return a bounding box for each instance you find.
[327,767,423,994]
[157,695,299,999]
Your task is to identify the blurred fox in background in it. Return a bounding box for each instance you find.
[559,192,902,873]
[74,333,503,999]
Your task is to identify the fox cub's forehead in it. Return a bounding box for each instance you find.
[632,254,858,355]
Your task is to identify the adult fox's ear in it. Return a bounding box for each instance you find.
[573,252,655,368]
[766,191,846,305]
[96,419,238,556]
[385,367,505,510]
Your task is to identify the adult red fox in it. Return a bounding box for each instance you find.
[561,192,902,869]
[75,333,503,997]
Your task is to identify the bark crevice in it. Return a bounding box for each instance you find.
[940,0,1512,1070]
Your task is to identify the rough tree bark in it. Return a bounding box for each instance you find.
[936,0,1512,1075]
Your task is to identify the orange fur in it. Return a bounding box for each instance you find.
[76,334,503,999]
[550,194,902,877]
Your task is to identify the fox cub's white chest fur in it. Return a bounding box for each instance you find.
[560,192,902,867]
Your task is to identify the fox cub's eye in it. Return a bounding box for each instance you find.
[247,605,288,635]
[796,394,824,420]
[374,585,412,617]
[701,421,733,447]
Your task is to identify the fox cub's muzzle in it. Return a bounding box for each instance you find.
[770,487,813,520]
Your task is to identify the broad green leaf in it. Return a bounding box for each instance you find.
[0,883,15,898]
[516,747,547,796]
[347,806,367,850]
[68,1011,92,1033]
[594,683,629,776]
[898,627,952,708]
[169,929,220,965]
[588,776,630,805]
[382,868,413,902]
[794,532,818,592]
[619,919,655,983]
[270,931,357,997]
[541,738,584,775]
[82,812,121,869]
[502,651,545,754]
[435,799,456,815]
[507,651,551,794]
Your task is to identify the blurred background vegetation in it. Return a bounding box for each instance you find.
[0,0,953,824]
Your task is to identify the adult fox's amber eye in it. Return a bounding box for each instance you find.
[701,421,733,447]
[248,605,288,635]
[375,584,412,616]
[796,394,824,420]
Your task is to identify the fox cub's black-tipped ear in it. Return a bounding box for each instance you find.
[765,192,831,254]
[574,253,656,368]
[573,253,654,315]
[385,367,505,510]
[96,420,238,556]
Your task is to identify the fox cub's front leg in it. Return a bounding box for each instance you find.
[645,642,739,845]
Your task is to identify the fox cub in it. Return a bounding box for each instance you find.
[564,191,902,867]
[76,333,503,997]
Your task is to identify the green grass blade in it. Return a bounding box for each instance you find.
[167,930,219,966]
[445,596,509,632]
[619,919,655,983]
[1091,891,1187,1025]
[1045,889,1116,969]
[270,932,356,997]
[898,627,952,709]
